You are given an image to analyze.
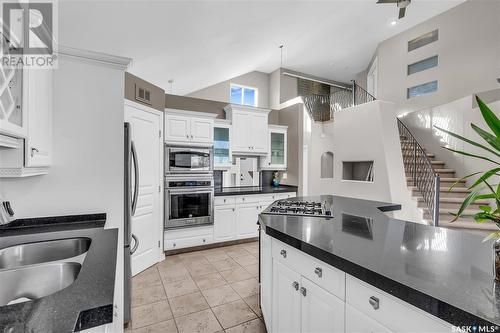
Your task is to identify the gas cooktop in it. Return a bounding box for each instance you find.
[264,199,332,217]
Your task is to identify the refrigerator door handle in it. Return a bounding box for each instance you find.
[131,140,139,216]
[130,233,139,255]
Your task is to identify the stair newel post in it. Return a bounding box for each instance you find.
[433,174,440,227]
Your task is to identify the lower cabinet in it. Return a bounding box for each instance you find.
[214,205,236,242]
[272,260,302,333]
[235,203,260,239]
[346,304,393,333]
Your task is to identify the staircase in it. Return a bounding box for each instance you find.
[398,121,495,233]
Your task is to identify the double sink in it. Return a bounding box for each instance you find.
[0,237,91,306]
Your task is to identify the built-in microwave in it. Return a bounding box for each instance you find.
[165,146,213,174]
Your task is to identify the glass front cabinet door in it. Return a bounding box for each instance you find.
[213,120,232,170]
[260,125,287,170]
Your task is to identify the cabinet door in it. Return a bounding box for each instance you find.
[235,203,259,239]
[214,205,235,241]
[232,112,251,152]
[214,126,231,168]
[191,118,213,143]
[346,304,393,333]
[272,260,301,333]
[270,131,286,169]
[260,229,273,329]
[300,277,345,333]
[165,115,190,142]
[251,113,268,153]
[25,68,52,167]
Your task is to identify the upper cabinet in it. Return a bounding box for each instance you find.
[213,119,232,170]
[224,104,270,155]
[164,109,217,146]
[260,125,287,170]
[0,66,25,139]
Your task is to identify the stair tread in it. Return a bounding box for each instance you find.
[408,186,471,192]
[415,196,489,204]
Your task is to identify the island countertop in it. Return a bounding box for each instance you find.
[0,214,117,332]
[259,195,500,328]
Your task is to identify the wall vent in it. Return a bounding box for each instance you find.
[135,84,152,105]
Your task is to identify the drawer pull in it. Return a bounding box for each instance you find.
[369,296,380,310]
[314,267,323,278]
[280,249,287,258]
[300,287,307,297]
[292,281,299,291]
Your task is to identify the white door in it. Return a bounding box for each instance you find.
[300,277,345,333]
[191,118,213,143]
[235,203,259,238]
[272,260,301,333]
[251,113,268,153]
[232,112,250,152]
[125,101,163,276]
[346,304,393,333]
[214,205,235,241]
[367,57,378,98]
[165,114,190,142]
[25,68,52,167]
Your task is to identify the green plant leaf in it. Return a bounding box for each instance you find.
[451,189,481,222]
[443,147,500,166]
[476,95,500,138]
[434,126,500,159]
[482,231,500,243]
[448,171,483,191]
[471,123,500,153]
[479,205,492,212]
[468,168,500,189]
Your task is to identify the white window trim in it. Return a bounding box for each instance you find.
[230,83,258,107]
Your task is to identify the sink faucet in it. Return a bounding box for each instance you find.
[0,197,15,225]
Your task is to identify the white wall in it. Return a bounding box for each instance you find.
[187,71,270,108]
[0,55,126,331]
[370,0,500,113]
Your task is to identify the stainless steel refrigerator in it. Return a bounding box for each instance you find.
[124,122,139,326]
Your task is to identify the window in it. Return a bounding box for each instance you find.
[407,81,438,99]
[230,84,257,107]
[408,56,438,75]
[408,29,438,52]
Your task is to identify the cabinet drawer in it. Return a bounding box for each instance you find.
[235,195,260,204]
[346,275,451,332]
[164,226,214,250]
[214,196,236,206]
[272,238,345,300]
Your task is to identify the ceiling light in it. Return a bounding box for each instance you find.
[390,20,398,26]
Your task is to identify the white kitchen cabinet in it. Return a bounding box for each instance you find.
[300,276,345,333]
[214,205,236,242]
[164,226,213,250]
[260,125,288,170]
[272,260,302,333]
[346,304,393,333]
[214,120,232,170]
[260,229,273,329]
[224,104,270,155]
[164,109,217,145]
[0,66,25,139]
[235,202,260,238]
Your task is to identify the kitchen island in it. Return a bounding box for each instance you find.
[259,195,500,332]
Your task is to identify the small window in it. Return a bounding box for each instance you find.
[407,81,438,99]
[230,84,258,107]
[408,29,438,52]
[408,56,438,75]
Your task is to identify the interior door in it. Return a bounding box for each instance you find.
[125,102,162,275]
[300,276,345,333]
[272,260,301,333]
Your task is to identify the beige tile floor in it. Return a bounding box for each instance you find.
[128,241,267,333]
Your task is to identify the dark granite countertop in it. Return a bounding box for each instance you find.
[0,214,117,332]
[259,195,500,328]
[214,185,298,196]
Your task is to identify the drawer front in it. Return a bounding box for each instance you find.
[235,195,261,204]
[346,275,451,332]
[164,226,214,240]
[272,238,345,300]
[164,234,213,250]
[214,196,236,206]
[274,192,295,200]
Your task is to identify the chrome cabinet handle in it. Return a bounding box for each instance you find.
[30,147,39,157]
[280,249,287,258]
[186,134,189,138]
[130,234,139,254]
[131,141,139,216]
[292,281,299,290]
[369,296,380,310]
[314,267,323,278]
[191,134,193,139]
[300,287,307,297]
[232,208,235,212]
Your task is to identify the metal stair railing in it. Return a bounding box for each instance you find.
[397,118,440,226]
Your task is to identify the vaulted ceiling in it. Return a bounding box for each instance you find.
[59,0,464,95]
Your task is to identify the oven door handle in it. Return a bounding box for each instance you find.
[166,188,214,194]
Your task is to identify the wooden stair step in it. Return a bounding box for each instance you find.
[415,196,489,209]
[409,186,471,198]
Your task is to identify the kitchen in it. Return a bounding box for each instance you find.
[1,1,500,333]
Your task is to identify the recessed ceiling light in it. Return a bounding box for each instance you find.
[390,20,398,26]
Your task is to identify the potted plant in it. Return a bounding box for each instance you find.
[434,95,500,279]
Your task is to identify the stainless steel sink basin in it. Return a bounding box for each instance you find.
[0,262,82,306]
[0,238,91,270]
